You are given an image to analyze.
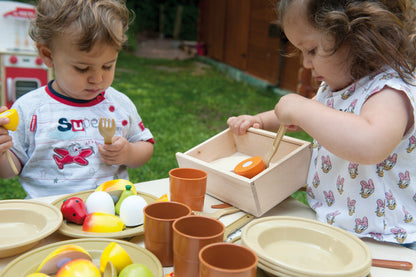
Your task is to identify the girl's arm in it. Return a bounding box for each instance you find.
[275,88,412,164]
[227,110,281,135]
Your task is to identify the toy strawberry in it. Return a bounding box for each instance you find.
[61,197,87,224]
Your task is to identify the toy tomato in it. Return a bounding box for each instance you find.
[61,197,87,224]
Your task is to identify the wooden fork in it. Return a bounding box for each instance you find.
[98,117,116,144]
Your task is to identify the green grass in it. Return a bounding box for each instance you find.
[0,51,312,204]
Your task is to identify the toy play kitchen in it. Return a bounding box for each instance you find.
[0,1,50,108]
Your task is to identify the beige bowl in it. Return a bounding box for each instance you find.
[0,200,62,258]
[241,216,371,277]
[0,238,163,276]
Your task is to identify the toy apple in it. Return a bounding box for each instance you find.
[55,259,100,277]
[118,263,153,277]
[60,197,87,224]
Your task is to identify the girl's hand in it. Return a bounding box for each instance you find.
[227,115,262,135]
[98,136,130,165]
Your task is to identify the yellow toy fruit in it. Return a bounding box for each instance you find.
[96,179,137,194]
[82,212,125,232]
[26,273,50,277]
[0,108,19,131]
[36,245,91,275]
[96,179,137,202]
[55,259,100,277]
[156,193,169,202]
[100,242,133,273]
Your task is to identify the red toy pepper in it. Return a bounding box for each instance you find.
[60,197,87,224]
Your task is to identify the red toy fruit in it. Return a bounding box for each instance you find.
[61,197,87,224]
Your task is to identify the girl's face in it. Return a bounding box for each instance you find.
[283,1,353,91]
[38,33,118,100]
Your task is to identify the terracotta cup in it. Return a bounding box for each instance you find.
[173,215,225,277]
[143,201,192,266]
[199,242,258,277]
[169,168,207,211]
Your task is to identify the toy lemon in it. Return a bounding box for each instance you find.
[234,156,265,179]
[0,108,19,131]
[100,242,133,273]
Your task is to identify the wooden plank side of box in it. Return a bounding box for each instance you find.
[252,141,312,216]
[184,129,237,163]
[176,152,259,214]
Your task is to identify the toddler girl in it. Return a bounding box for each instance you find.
[228,0,416,245]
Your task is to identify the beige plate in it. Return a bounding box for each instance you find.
[241,216,372,277]
[0,200,62,258]
[0,238,163,276]
[51,189,157,239]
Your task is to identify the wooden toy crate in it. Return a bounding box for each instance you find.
[176,128,312,217]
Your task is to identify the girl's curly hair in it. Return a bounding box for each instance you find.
[278,0,416,84]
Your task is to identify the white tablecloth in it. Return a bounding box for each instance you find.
[1,178,415,276]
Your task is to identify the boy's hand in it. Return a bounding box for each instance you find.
[0,106,13,155]
[98,136,129,165]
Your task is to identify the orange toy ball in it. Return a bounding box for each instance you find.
[234,156,265,178]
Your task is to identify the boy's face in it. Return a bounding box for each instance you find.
[38,34,118,100]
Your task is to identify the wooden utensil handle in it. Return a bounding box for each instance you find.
[372,258,413,270]
[265,125,287,167]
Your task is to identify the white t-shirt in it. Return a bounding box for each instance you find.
[307,68,416,244]
[10,82,154,198]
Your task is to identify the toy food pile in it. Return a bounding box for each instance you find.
[25,242,153,276]
[60,180,147,232]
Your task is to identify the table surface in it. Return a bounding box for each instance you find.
[1,178,415,277]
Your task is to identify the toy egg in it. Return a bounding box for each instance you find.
[119,195,147,227]
[85,191,115,215]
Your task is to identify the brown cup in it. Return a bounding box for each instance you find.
[169,168,207,211]
[143,201,192,266]
[199,242,258,277]
[173,215,225,277]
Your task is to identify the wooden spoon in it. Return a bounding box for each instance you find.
[264,125,287,168]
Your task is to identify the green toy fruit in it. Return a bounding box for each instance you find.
[115,185,135,215]
[118,263,153,277]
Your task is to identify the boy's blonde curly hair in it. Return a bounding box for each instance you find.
[29,0,130,52]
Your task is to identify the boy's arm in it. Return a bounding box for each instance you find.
[0,150,20,178]
[124,140,154,168]
[98,137,154,168]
